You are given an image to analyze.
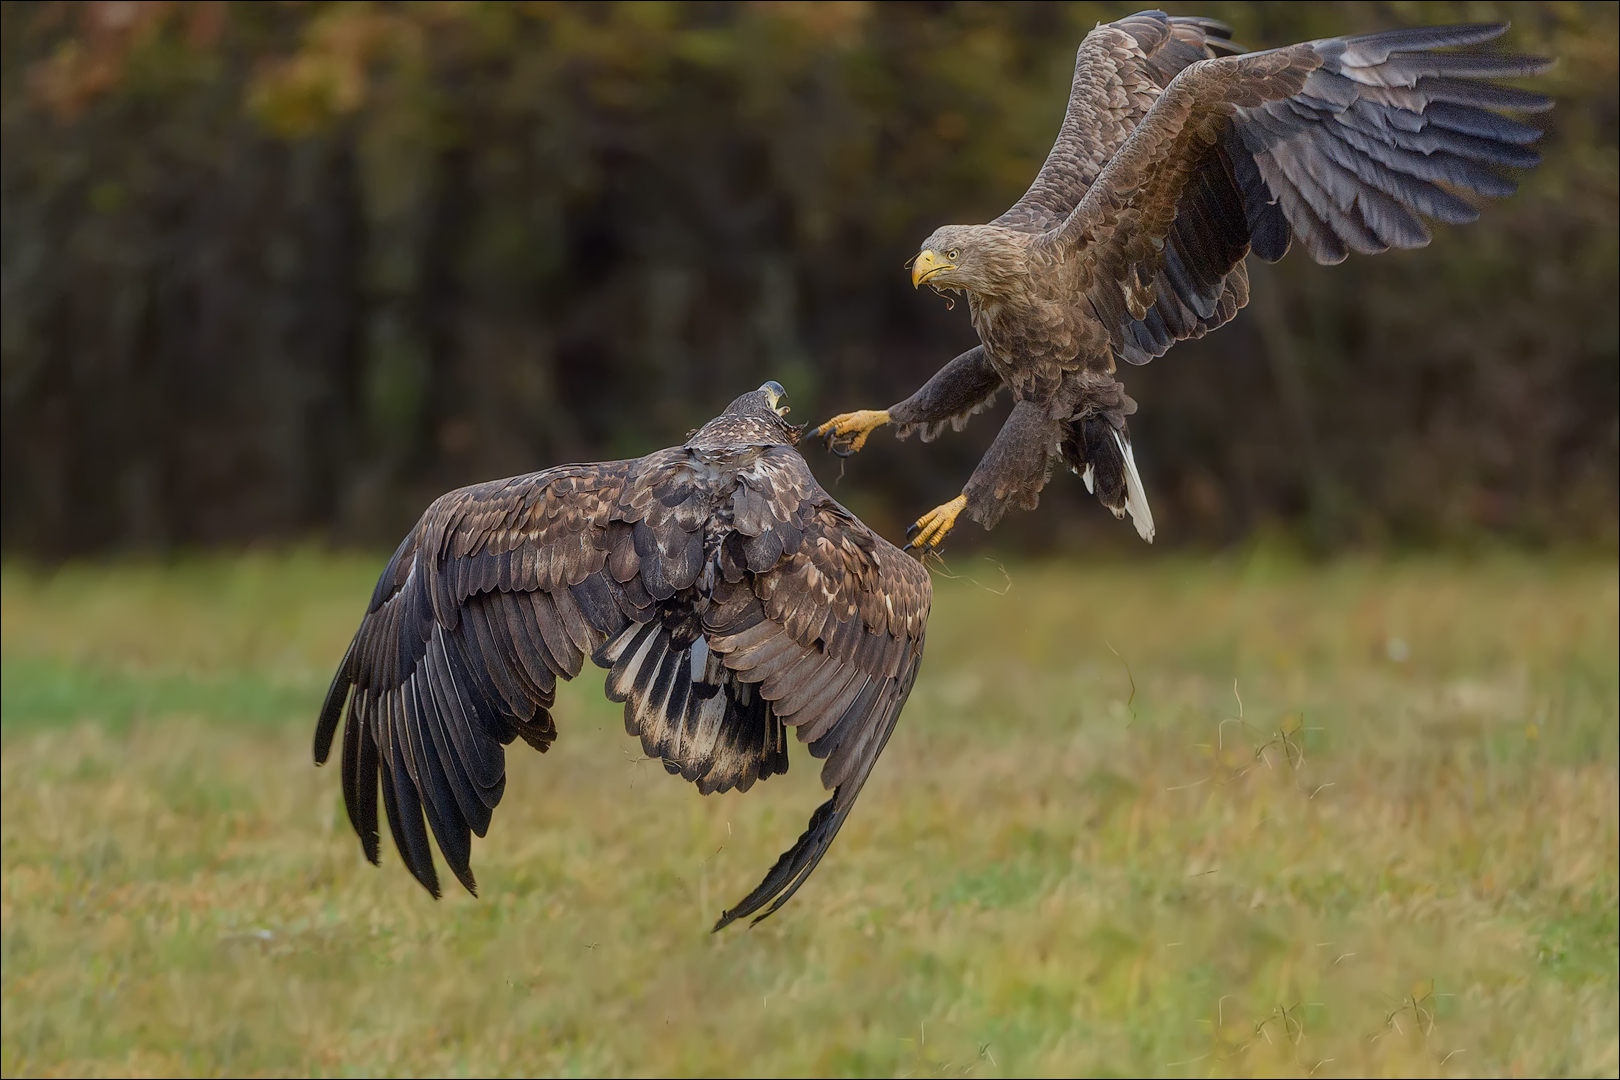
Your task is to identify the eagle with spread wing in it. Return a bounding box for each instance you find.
[314,383,930,930]
[813,12,1552,550]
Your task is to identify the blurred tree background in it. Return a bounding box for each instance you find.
[1,0,1614,556]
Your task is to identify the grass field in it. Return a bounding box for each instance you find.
[2,548,1616,1078]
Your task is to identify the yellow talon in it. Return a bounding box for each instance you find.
[811,409,891,457]
[906,495,968,552]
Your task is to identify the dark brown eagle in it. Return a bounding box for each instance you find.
[314,383,931,930]
[813,12,1552,550]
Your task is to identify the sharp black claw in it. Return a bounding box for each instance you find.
[830,443,856,459]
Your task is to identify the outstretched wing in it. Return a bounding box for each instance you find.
[1051,23,1551,366]
[698,447,932,930]
[993,12,1240,234]
[314,459,650,898]
[317,442,931,929]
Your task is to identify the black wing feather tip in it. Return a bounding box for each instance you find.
[712,795,843,932]
[313,657,352,765]
[383,693,445,899]
[351,708,382,864]
[406,700,479,895]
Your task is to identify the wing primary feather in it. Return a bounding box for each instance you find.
[380,725,441,898]
[771,653,848,717]
[1423,100,1542,144]
[399,680,477,895]
[314,648,353,764]
[1334,22,1508,59]
[427,628,506,795]
[712,794,844,931]
[713,693,906,934]
[354,700,381,864]
[340,688,376,861]
[413,669,493,840]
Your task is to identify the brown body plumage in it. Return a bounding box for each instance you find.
[314,383,931,930]
[814,12,1552,548]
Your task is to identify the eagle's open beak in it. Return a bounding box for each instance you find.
[760,380,789,416]
[911,249,954,288]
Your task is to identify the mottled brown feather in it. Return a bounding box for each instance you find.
[868,13,1548,541]
[314,387,931,931]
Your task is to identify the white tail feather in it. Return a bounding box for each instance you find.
[1082,463,1095,494]
[1113,430,1156,543]
[607,625,660,699]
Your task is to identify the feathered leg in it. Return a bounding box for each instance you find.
[909,399,1061,551]
[814,345,1003,456]
[1060,376,1154,542]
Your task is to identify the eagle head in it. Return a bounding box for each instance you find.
[687,381,803,451]
[912,225,1028,299]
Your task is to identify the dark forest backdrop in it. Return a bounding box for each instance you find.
[3,1,1616,556]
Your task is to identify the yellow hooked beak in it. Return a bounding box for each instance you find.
[911,249,955,288]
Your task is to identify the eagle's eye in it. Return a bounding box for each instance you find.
[947,248,960,261]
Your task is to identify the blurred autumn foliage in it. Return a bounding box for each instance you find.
[2,1,1615,555]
